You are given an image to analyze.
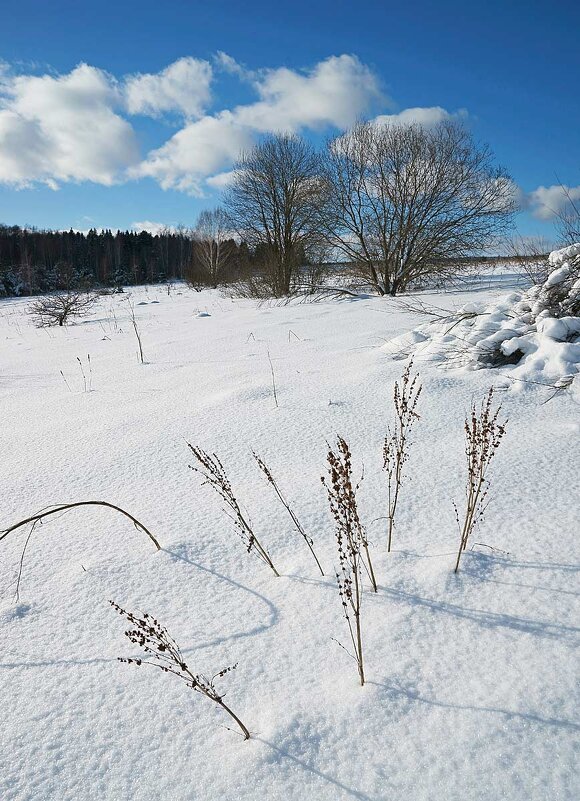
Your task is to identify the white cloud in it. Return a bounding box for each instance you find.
[527,184,580,220]
[136,54,385,193]
[205,170,237,189]
[0,63,139,187]
[124,57,212,118]
[133,112,255,194]
[373,106,467,127]
[131,220,178,235]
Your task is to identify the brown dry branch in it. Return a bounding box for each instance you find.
[454,388,507,573]
[0,501,160,549]
[382,361,422,552]
[188,445,279,577]
[322,436,373,685]
[110,601,250,740]
[253,452,324,576]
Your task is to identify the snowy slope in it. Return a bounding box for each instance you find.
[0,282,578,801]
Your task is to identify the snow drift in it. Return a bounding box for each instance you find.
[385,244,580,393]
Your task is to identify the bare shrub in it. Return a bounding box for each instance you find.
[253,452,324,576]
[29,290,98,327]
[454,388,507,573]
[188,445,279,577]
[110,601,250,740]
[322,436,372,684]
[383,362,422,552]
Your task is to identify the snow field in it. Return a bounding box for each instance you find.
[0,282,578,800]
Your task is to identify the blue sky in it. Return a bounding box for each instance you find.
[1,0,579,242]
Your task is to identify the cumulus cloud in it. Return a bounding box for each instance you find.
[0,53,476,197]
[527,184,580,220]
[373,106,467,127]
[131,220,178,235]
[124,57,212,118]
[133,112,255,194]
[136,54,385,193]
[0,63,139,187]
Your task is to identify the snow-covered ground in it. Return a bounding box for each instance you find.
[1,279,578,801]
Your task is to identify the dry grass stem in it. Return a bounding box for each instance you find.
[383,361,422,552]
[188,445,279,576]
[111,601,250,740]
[253,451,324,576]
[454,388,507,573]
[322,436,372,684]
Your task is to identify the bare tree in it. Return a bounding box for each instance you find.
[29,290,98,326]
[192,208,235,287]
[323,120,517,296]
[224,134,327,296]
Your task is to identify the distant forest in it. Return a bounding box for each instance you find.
[0,225,252,297]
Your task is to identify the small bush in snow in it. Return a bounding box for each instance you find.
[454,388,507,573]
[29,290,98,327]
[322,436,375,686]
[382,361,422,552]
[188,445,280,577]
[253,451,324,576]
[110,602,250,740]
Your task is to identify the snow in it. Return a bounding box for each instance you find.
[0,279,578,801]
[384,245,580,396]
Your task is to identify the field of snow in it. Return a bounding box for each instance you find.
[1,281,578,801]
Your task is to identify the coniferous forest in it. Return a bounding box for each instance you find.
[0,225,251,296]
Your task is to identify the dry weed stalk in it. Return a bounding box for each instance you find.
[322,436,372,684]
[382,361,422,552]
[253,451,324,576]
[454,388,507,573]
[0,501,160,549]
[110,601,250,739]
[188,445,279,576]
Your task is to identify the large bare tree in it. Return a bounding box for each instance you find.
[224,133,327,296]
[323,120,517,295]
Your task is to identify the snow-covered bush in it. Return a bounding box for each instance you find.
[386,244,580,393]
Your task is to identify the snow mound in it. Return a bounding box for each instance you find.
[385,244,580,391]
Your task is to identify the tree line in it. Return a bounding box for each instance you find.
[0,225,253,297]
[1,119,520,299]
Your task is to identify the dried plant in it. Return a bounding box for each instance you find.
[188,445,279,576]
[126,300,145,364]
[0,501,160,550]
[322,436,373,684]
[1,501,160,600]
[454,388,507,573]
[253,451,324,576]
[29,290,98,327]
[382,361,422,552]
[110,601,250,740]
[267,349,279,408]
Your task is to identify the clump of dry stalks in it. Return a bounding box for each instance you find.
[253,451,324,576]
[111,601,250,739]
[382,361,422,552]
[454,388,507,572]
[188,444,279,576]
[322,436,376,686]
